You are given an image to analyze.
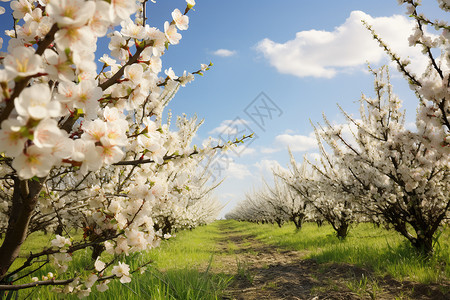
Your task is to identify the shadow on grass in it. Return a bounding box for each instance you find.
[311,239,450,284]
[226,258,450,300]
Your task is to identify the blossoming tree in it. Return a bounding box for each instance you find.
[262,175,311,230]
[316,66,449,254]
[0,0,246,296]
[229,0,449,249]
[277,153,357,239]
[368,0,449,154]
[225,172,313,230]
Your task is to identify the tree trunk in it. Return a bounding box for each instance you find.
[91,243,105,261]
[392,222,434,256]
[276,219,283,228]
[0,177,44,281]
[293,219,301,230]
[336,222,349,240]
[292,214,304,230]
[411,234,434,257]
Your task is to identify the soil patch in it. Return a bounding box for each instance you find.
[213,223,450,300]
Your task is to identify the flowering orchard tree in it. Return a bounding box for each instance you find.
[367,0,449,154]
[277,152,357,239]
[261,175,311,230]
[225,188,284,226]
[0,0,247,295]
[34,114,223,261]
[225,174,312,230]
[282,0,450,249]
[317,66,449,254]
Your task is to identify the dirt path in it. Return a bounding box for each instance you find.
[212,222,449,300]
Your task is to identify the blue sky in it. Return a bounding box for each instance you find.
[157,0,445,217]
[0,0,446,217]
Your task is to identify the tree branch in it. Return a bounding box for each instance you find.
[0,278,75,291]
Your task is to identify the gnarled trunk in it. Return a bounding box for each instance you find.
[0,177,44,281]
[392,221,435,257]
[411,235,434,257]
[292,213,305,230]
[91,243,105,261]
[335,222,349,240]
[275,219,283,228]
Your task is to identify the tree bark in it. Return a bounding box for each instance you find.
[336,222,349,240]
[292,214,305,230]
[0,177,44,281]
[411,235,434,257]
[275,219,283,228]
[91,243,105,261]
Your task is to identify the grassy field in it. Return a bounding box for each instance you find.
[8,224,233,299]
[226,220,450,284]
[4,220,449,299]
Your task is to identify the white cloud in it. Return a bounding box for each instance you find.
[256,11,430,78]
[260,147,281,154]
[212,49,237,57]
[405,121,417,131]
[228,145,256,157]
[261,131,318,154]
[218,193,236,200]
[254,159,284,175]
[275,133,318,152]
[209,154,252,179]
[284,129,296,134]
[209,119,250,135]
[225,161,251,179]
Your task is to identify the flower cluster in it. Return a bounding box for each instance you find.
[0,0,196,180]
[368,0,449,154]
[0,0,227,297]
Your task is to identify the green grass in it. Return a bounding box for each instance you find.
[235,258,254,284]
[146,224,223,270]
[6,223,233,299]
[222,220,450,283]
[345,274,381,299]
[3,220,449,299]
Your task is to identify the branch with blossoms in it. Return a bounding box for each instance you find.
[0,0,239,296]
[0,278,76,291]
[112,133,253,166]
[0,259,153,292]
[32,121,252,236]
[364,0,449,152]
[1,114,241,294]
[0,24,59,124]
